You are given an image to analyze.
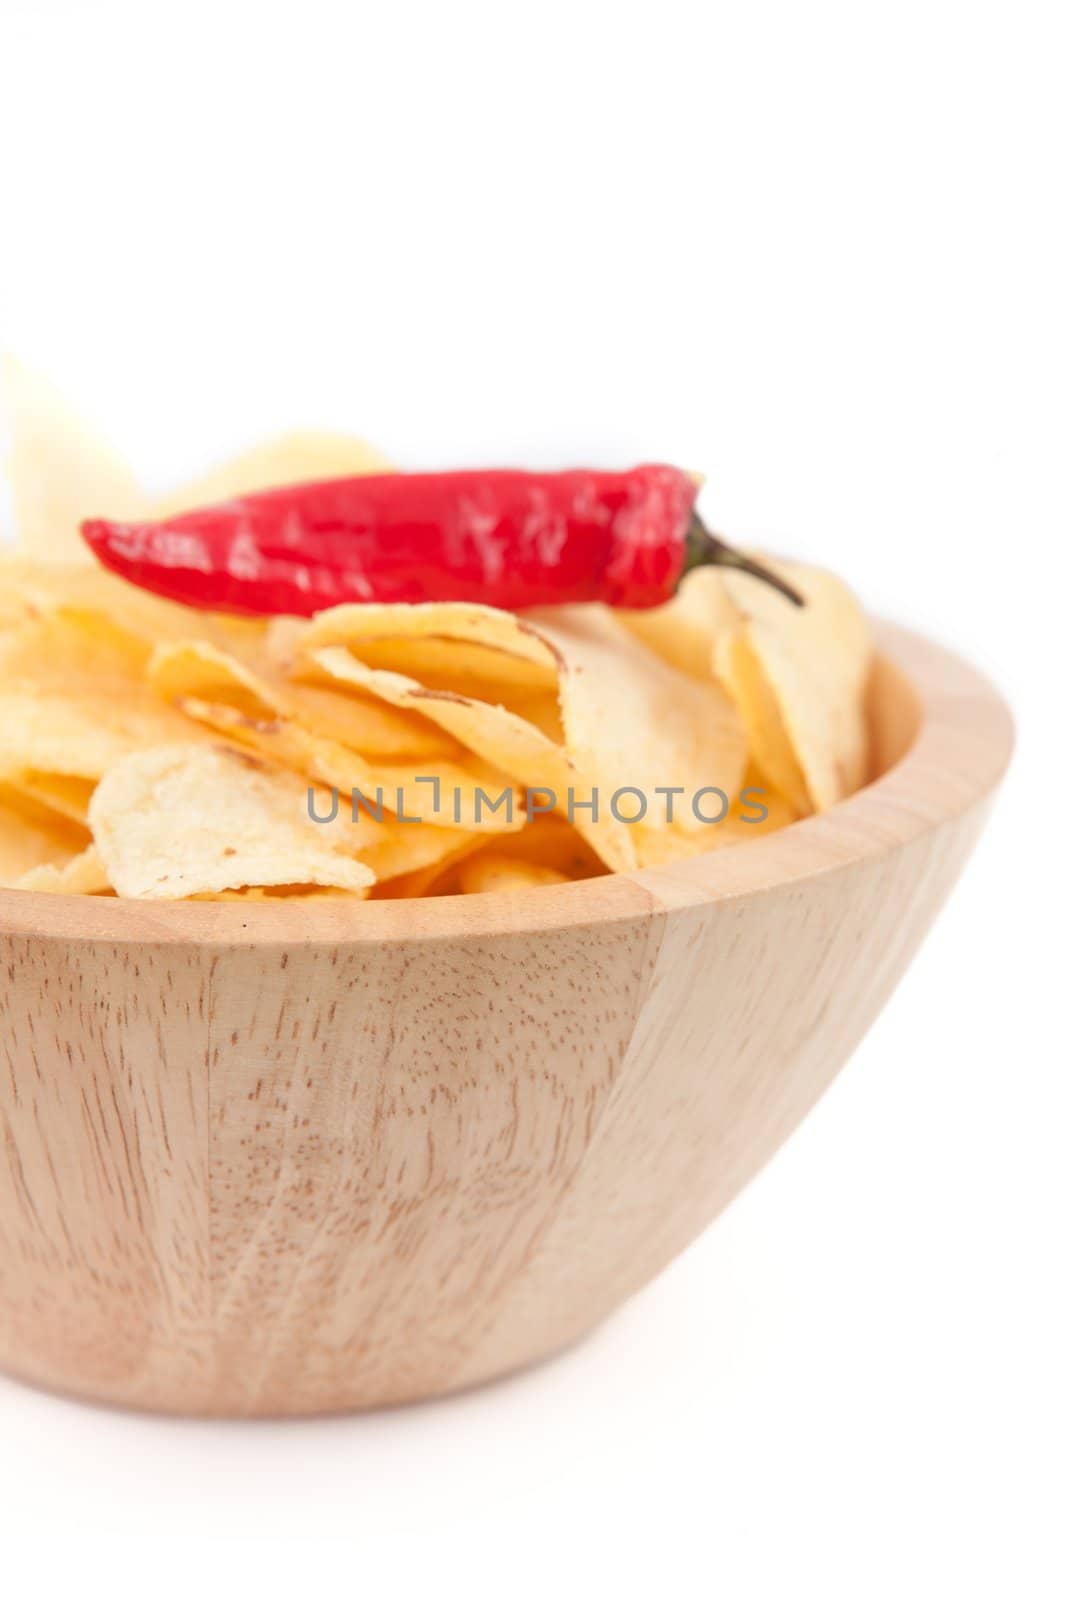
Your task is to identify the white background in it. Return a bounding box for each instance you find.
[0,1,1063,1593]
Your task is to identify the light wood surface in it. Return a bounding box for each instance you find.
[0,622,1013,1414]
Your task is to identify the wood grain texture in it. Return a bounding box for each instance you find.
[0,622,1013,1414]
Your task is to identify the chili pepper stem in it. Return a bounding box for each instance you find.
[683,514,805,606]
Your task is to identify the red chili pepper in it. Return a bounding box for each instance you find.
[81,465,802,617]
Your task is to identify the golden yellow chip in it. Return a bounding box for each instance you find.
[0,612,219,783]
[456,852,569,894]
[7,771,95,823]
[88,744,377,900]
[302,643,638,872]
[526,604,747,838]
[369,835,486,899]
[629,775,798,866]
[302,601,559,683]
[0,780,93,888]
[619,567,738,679]
[149,641,519,831]
[183,694,520,832]
[293,599,748,869]
[474,813,605,880]
[715,559,871,814]
[0,557,267,658]
[150,638,461,761]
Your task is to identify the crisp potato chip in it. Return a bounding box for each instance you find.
[354,815,477,883]
[151,430,392,515]
[0,556,268,658]
[619,567,738,679]
[629,775,798,866]
[9,771,95,823]
[16,846,111,894]
[177,694,519,831]
[0,780,93,887]
[149,642,518,830]
[88,744,376,900]
[369,834,487,898]
[1,357,147,562]
[0,612,219,783]
[471,813,605,880]
[301,643,639,872]
[301,601,559,684]
[150,638,460,761]
[526,605,748,837]
[715,559,871,814]
[456,852,569,894]
[0,689,171,784]
[295,600,747,867]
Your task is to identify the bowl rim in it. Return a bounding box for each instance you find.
[0,619,1014,947]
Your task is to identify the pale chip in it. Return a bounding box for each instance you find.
[151,431,392,516]
[88,744,375,900]
[0,555,267,657]
[0,612,220,782]
[1,356,147,562]
[16,846,111,894]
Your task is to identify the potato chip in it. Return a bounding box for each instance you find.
[150,430,392,516]
[9,771,95,823]
[525,604,748,837]
[16,846,111,894]
[88,744,376,900]
[0,555,268,660]
[1,357,147,562]
[354,815,477,883]
[0,612,218,783]
[715,560,871,814]
[629,776,798,866]
[619,567,738,679]
[301,601,559,684]
[179,694,518,832]
[301,643,638,872]
[455,852,569,894]
[369,834,487,898]
[150,638,460,760]
[149,642,518,831]
[469,812,605,880]
[0,780,93,887]
[294,600,748,868]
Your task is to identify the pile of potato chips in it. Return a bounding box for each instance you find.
[0,360,872,900]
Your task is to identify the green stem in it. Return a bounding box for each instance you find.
[684,513,805,606]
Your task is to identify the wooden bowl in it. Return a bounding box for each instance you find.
[0,621,1012,1416]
